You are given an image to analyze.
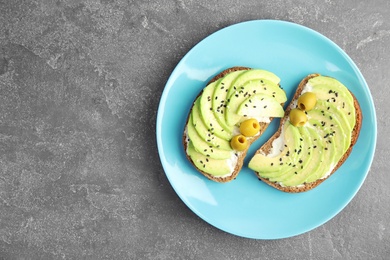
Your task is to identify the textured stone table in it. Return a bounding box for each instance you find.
[0,1,389,259]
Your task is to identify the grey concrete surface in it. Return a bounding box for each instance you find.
[0,0,389,259]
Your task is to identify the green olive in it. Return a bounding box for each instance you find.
[240,119,261,137]
[230,134,248,151]
[289,108,307,127]
[297,92,317,111]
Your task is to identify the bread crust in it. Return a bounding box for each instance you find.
[255,74,363,192]
[183,67,280,182]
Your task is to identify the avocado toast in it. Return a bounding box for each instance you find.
[183,67,287,182]
[248,74,362,192]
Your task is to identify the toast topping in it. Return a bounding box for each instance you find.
[249,75,357,188]
[185,68,286,177]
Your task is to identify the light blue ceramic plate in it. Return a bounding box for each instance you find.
[156,20,376,239]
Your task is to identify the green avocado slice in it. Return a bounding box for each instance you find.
[191,97,232,151]
[308,101,351,155]
[212,70,247,129]
[310,84,355,129]
[187,141,233,176]
[280,126,324,186]
[304,119,337,183]
[200,79,233,140]
[224,70,282,126]
[187,114,233,160]
[226,69,281,99]
[266,125,313,183]
[248,122,302,174]
[308,76,354,104]
[236,93,285,123]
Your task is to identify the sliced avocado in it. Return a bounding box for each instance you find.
[304,119,337,183]
[249,76,356,187]
[310,84,355,129]
[248,122,302,173]
[212,70,247,129]
[187,141,233,176]
[236,93,284,123]
[308,76,354,104]
[280,126,324,186]
[225,79,286,125]
[308,101,351,155]
[199,79,233,140]
[267,125,313,183]
[226,69,281,99]
[187,114,233,160]
[191,97,232,151]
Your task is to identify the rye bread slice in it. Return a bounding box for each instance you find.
[254,74,363,192]
[183,66,282,182]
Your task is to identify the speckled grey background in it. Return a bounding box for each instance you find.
[0,0,388,259]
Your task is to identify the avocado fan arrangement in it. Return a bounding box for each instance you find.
[183,67,362,193]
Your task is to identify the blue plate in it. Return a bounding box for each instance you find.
[156,20,376,239]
